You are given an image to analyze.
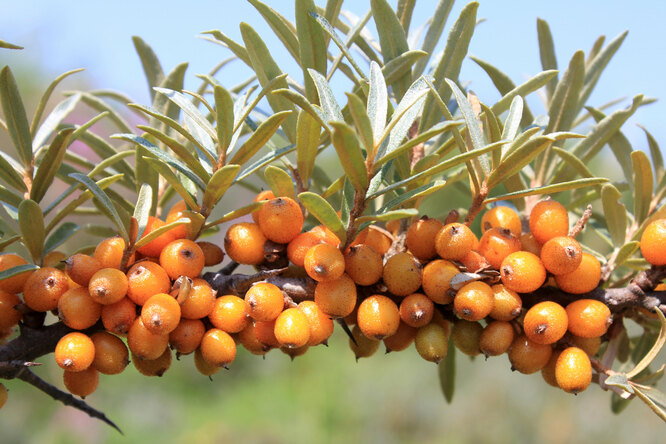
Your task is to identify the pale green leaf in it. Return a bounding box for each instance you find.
[378,180,448,212]
[0,151,28,193]
[143,157,198,211]
[488,136,553,189]
[200,30,251,66]
[44,222,79,254]
[368,61,387,148]
[413,0,454,78]
[32,94,80,152]
[296,0,328,103]
[135,217,191,249]
[214,85,234,155]
[356,208,418,224]
[439,337,455,403]
[30,128,74,203]
[587,106,633,185]
[371,0,411,100]
[632,150,653,224]
[536,18,558,99]
[0,186,21,208]
[296,110,321,185]
[132,36,165,102]
[0,264,39,281]
[447,79,487,175]
[133,183,153,244]
[236,144,296,182]
[18,199,44,263]
[501,96,524,141]
[485,177,609,203]
[627,309,666,379]
[0,39,23,50]
[601,183,627,247]
[330,121,368,193]
[154,87,217,142]
[272,88,329,131]
[77,92,133,133]
[264,166,295,200]
[298,191,346,244]
[551,146,594,178]
[311,11,367,80]
[248,0,300,64]
[205,202,264,229]
[490,70,558,116]
[30,68,84,137]
[614,241,640,268]
[0,66,33,167]
[229,110,292,165]
[308,68,344,122]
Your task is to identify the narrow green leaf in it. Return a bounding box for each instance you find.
[371,0,411,100]
[214,85,234,155]
[546,50,585,135]
[229,110,292,165]
[420,2,478,131]
[413,0,454,78]
[490,70,558,116]
[133,183,153,244]
[264,166,296,200]
[44,222,79,254]
[488,136,554,189]
[32,93,80,151]
[30,128,74,203]
[632,151,653,225]
[134,217,191,249]
[536,18,558,99]
[551,146,594,178]
[382,50,427,87]
[18,199,45,263]
[0,264,39,281]
[77,92,133,133]
[438,337,455,403]
[587,106,633,185]
[378,180,448,212]
[201,164,240,213]
[0,39,23,50]
[604,373,633,393]
[308,69,344,122]
[367,61,388,148]
[69,173,129,241]
[30,68,84,137]
[0,185,21,208]
[0,151,28,193]
[296,110,321,185]
[154,87,217,141]
[248,0,301,64]
[396,0,416,32]
[298,191,346,244]
[236,144,296,183]
[632,386,666,422]
[0,66,33,167]
[205,202,264,229]
[485,177,609,203]
[638,125,664,183]
[611,392,632,415]
[200,30,251,66]
[502,96,524,141]
[330,121,368,193]
[74,129,136,186]
[447,79,487,174]
[627,309,666,379]
[296,0,328,103]
[601,183,627,247]
[272,88,329,131]
[614,241,640,268]
[143,157,198,211]
[311,11,367,80]
[356,208,418,224]
[132,36,165,102]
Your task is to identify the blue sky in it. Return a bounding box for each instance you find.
[1,0,665,151]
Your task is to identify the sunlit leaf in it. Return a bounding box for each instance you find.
[249,0,300,64]
[32,93,80,151]
[229,110,292,165]
[30,128,74,203]
[378,180,448,213]
[330,121,368,193]
[0,66,33,167]
[133,36,165,102]
[485,177,609,203]
[205,201,265,229]
[134,217,191,249]
[298,191,346,244]
[627,309,666,379]
[154,87,217,142]
[601,184,627,247]
[0,264,39,281]
[356,208,418,223]
[18,199,45,264]
[30,68,84,137]
[413,0,454,78]
[371,0,411,100]
[309,69,344,123]
[70,173,129,242]
[44,222,80,254]
[632,150,653,224]
[367,61,387,149]
[536,18,558,99]
[296,0,328,102]
[264,166,295,200]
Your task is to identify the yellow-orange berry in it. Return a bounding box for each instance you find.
[641,219,666,265]
[101,297,136,334]
[554,252,601,295]
[274,307,311,348]
[297,300,334,346]
[0,290,21,330]
[383,321,417,352]
[224,222,267,265]
[357,295,400,340]
[304,243,345,283]
[197,241,224,267]
[58,287,102,330]
[22,266,69,312]
[126,261,171,306]
[55,332,95,372]
[415,322,449,363]
[42,250,67,268]
[164,200,190,240]
[541,349,562,388]
[309,225,341,247]
[0,382,7,409]
[529,200,569,244]
[65,254,103,288]
[94,236,134,270]
[421,259,459,304]
[454,281,494,322]
[237,321,271,355]
[555,346,592,393]
[479,320,515,357]
[350,226,392,255]
[508,334,553,374]
[520,233,542,256]
[169,318,205,355]
[245,282,285,322]
[287,232,322,267]
[314,274,357,318]
[481,205,522,237]
[451,319,483,356]
[565,299,612,338]
[180,278,216,320]
[253,319,281,349]
[91,331,129,375]
[540,236,582,275]
[349,324,380,360]
[382,252,422,297]
[489,284,522,321]
[209,295,250,333]
[0,253,32,294]
[500,251,547,293]
[193,348,222,376]
[571,335,602,356]
[435,223,477,261]
[406,217,444,260]
[132,348,173,377]
[477,227,522,270]
[127,317,169,360]
[141,293,181,335]
[63,367,99,398]
[523,301,568,345]
[251,190,275,224]
[88,268,128,305]
[459,250,490,273]
[200,328,237,367]
[344,244,383,286]
[136,216,178,257]
[159,239,205,279]
[399,293,434,328]
[256,197,304,244]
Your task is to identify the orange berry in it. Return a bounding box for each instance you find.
[0,290,21,330]
[245,282,285,322]
[554,252,601,294]
[383,321,417,352]
[555,346,592,393]
[0,382,7,409]
[126,261,171,306]
[58,287,102,330]
[43,250,67,268]
[519,233,542,256]
[415,322,449,363]
[94,236,134,270]
[406,217,444,260]
[197,241,224,267]
[309,225,341,247]
[565,299,612,338]
[200,328,237,367]
[91,331,129,375]
[399,293,434,328]
[141,293,181,335]
[274,307,311,348]
[454,281,494,322]
[382,252,422,297]
[256,197,303,244]
[137,216,178,257]
[63,367,99,398]
[500,251,547,293]
[641,219,666,265]
[0,253,32,294]
[540,236,582,275]
[169,318,206,355]
[385,219,401,236]
[349,324,380,360]
[344,244,383,286]
[180,278,216,320]
[101,297,136,334]
[88,268,128,305]
[357,295,400,340]
[65,254,103,287]
[508,334,553,374]
[459,250,490,273]
[281,344,310,360]
[314,273,357,318]
[481,205,522,237]
[209,295,250,333]
[22,266,69,312]
[252,190,275,224]
[435,223,477,261]
[451,319,483,356]
[164,200,190,239]
[421,259,459,304]
[477,227,522,270]
[523,301,568,345]
[159,239,205,279]
[297,300,334,346]
[489,284,522,321]
[304,243,345,283]
[541,349,562,388]
[350,226,392,255]
[254,319,281,349]
[571,334,602,356]
[238,321,271,355]
[479,320,515,357]
[529,200,569,244]
[55,332,95,372]
[287,232,322,267]
[132,348,173,377]
[127,317,169,360]
[194,348,221,376]
[224,222,267,265]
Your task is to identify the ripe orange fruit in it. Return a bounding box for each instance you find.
[91,331,129,375]
[508,334,553,374]
[406,217,444,260]
[314,273,357,318]
[22,266,69,312]
[479,320,515,357]
[209,295,250,333]
[55,332,95,372]
[554,252,601,294]
[88,268,128,305]
[287,232,322,267]
[42,250,67,268]
[382,252,422,297]
[641,219,666,265]
[309,225,341,247]
[571,335,602,356]
[477,227,522,270]
[435,223,477,261]
[164,200,190,239]
[357,295,400,340]
[132,348,173,377]
[101,297,136,334]
[0,290,21,330]
[540,236,582,275]
[565,299,612,338]
[253,319,281,349]
[304,243,345,283]
[57,287,102,330]
[421,259,459,304]
[159,239,205,279]
[245,282,285,322]
[383,321,417,352]
[297,300,334,346]
[555,346,592,394]
[127,317,169,361]
[481,205,522,237]
[94,236,134,270]
[349,324,380,360]
[0,253,32,294]
[65,254,103,288]
[451,319,483,356]
[529,200,569,244]
[200,328,237,367]
[224,222,267,265]
[251,190,275,224]
[193,348,222,376]
[63,367,99,398]
[180,278,216,320]
[349,226,392,255]
[415,322,449,363]
[453,281,494,322]
[237,322,271,355]
[500,251,547,293]
[126,261,171,306]
[344,244,383,286]
[523,301,568,345]
[274,307,311,348]
[489,284,522,321]
[399,293,434,328]
[197,241,224,266]
[169,318,206,355]
[256,197,304,244]
[136,216,178,257]
[141,293,181,335]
